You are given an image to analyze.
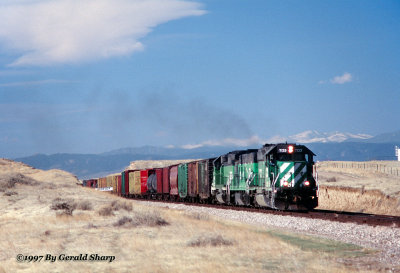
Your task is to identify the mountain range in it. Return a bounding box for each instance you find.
[14,130,400,179]
[282,130,373,143]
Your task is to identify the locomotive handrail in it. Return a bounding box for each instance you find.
[227,172,233,201]
[245,171,255,194]
[314,164,320,197]
[271,174,280,208]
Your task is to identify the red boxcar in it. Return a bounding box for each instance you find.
[89,179,96,187]
[162,167,170,194]
[140,170,149,194]
[155,168,163,194]
[169,165,179,196]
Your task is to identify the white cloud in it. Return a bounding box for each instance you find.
[165,144,176,149]
[0,0,206,66]
[181,143,204,149]
[330,72,353,84]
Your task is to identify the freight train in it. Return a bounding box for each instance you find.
[83,143,319,210]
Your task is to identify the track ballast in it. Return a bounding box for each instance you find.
[126,195,400,228]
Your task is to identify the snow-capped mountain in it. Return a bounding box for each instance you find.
[285,130,373,143]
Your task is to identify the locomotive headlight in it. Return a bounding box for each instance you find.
[283,181,289,187]
[304,181,310,186]
[288,145,294,154]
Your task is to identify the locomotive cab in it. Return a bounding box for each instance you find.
[273,144,316,189]
[264,143,318,210]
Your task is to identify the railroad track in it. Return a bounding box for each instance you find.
[125,196,400,228]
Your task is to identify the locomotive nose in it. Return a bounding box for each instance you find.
[278,162,307,187]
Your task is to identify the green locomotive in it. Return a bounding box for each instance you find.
[212,143,319,210]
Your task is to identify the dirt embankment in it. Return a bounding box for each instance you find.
[317,161,400,216]
[318,186,400,216]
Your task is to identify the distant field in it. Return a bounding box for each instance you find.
[317,161,400,216]
[0,159,376,273]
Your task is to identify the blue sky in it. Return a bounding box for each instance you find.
[0,0,399,157]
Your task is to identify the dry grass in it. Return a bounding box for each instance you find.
[317,161,400,216]
[98,206,114,216]
[113,216,133,226]
[187,233,234,247]
[130,209,169,227]
[318,185,400,216]
[113,210,168,227]
[0,158,385,272]
[0,173,38,191]
[50,198,77,216]
[183,212,210,221]
[110,200,132,211]
[3,191,18,196]
[317,161,400,197]
[76,200,93,211]
[326,176,337,182]
[98,200,132,216]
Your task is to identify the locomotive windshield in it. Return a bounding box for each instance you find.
[277,153,306,161]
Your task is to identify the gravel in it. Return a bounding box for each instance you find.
[137,200,400,269]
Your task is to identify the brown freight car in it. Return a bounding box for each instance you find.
[198,158,214,200]
[187,161,199,200]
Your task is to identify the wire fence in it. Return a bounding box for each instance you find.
[318,161,400,177]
